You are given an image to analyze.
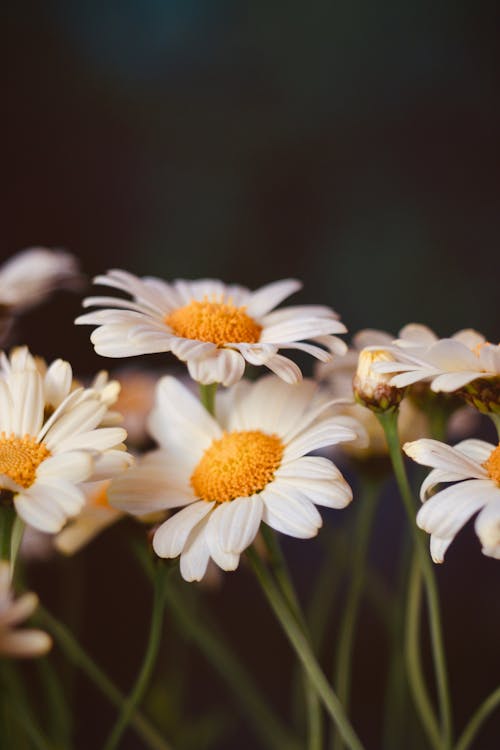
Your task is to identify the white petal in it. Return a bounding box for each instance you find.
[37,452,94,482]
[429,536,453,563]
[153,501,214,558]
[52,427,126,454]
[284,421,357,461]
[179,524,211,582]
[33,478,86,517]
[403,439,487,478]
[0,592,38,627]
[10,371,44,436]
[430,371,483,392]
[262,354,302,383]
[148,376,221,451]
[0,629,52,658]
[210,495,263,554]
[0,379,13,434]
[187,349,246,386]
[474,497,500,552]
[416,479,493,540]
[108,452,195,515]
[204,507,241,570]
[44,360,73,407]
[261,486,322,538]
[277,476,352,509]
[43,400,107,450]
[245,279,302,317]
[14,490,67,533]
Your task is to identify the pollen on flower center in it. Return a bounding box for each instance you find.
[165,299,262,346]
[0,433,50,489]
[485,445,500,485]
[191,430,284,503]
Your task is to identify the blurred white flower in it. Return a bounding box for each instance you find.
[0,562,51,658]
[76,270,347,385]
[0,248,80,342]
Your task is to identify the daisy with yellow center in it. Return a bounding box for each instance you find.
[109,375,359,581]
[403,438,500,562]
[0,349,130,533]
[75,271,347,386]
[0,561,51,658]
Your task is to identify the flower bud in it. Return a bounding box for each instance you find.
[353,349,403,413]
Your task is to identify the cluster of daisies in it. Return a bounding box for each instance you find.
[0,247,498,659]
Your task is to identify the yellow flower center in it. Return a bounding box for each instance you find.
[0,433,50,489]
[485,445,500,485]
[191,430,284,503]
[165,299,262,346]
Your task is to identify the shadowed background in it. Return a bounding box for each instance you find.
[4,1,500,748]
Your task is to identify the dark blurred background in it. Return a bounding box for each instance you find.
[4,2,500,748]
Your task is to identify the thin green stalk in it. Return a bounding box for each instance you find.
[378,411,453,750]
[405,553,441,750]
[454,686,500,750]
[199,383,217,416]
[133,544,300,750]
[164,576,301,750]
[0,504,16,561]
[247,546,365,750]
[261,526,323,750]
[103,562,168,750]
[382,534,412,750]
[10,516,25,570]
[307,533,345,651]
[37,658,73,749]
[490,413,500,441]
[332,480,379,750]
[10,701,54,750]
[36,606,172,750]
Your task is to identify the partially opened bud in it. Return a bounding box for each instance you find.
[353,349,403,412]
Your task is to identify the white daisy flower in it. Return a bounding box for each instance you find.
[403,438,500,562]
[0,248,80,343]
[75,270,347,386]
[0,350,130,533]
[0,561,51,658]
[109,375,359,581]
[372,324,499,394]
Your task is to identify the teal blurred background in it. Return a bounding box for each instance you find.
[4,2,500,749]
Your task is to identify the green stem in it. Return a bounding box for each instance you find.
[10,517,25,571]
[36,607,171,750]
[260,526,323,750]
[382,535,412,750]
[166,585,301,750]
[405,553,441,750]
[0,504,16,561]
[10,701,54,750]
[199,383,217,416]
[378,411,453,750]
[332,480,379,750]
[454,686,500,750]
[247,546,365,750]
[103,563,168,750]
[489,413,500,441]
[37,657,73,749]
[133,544,300,750]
